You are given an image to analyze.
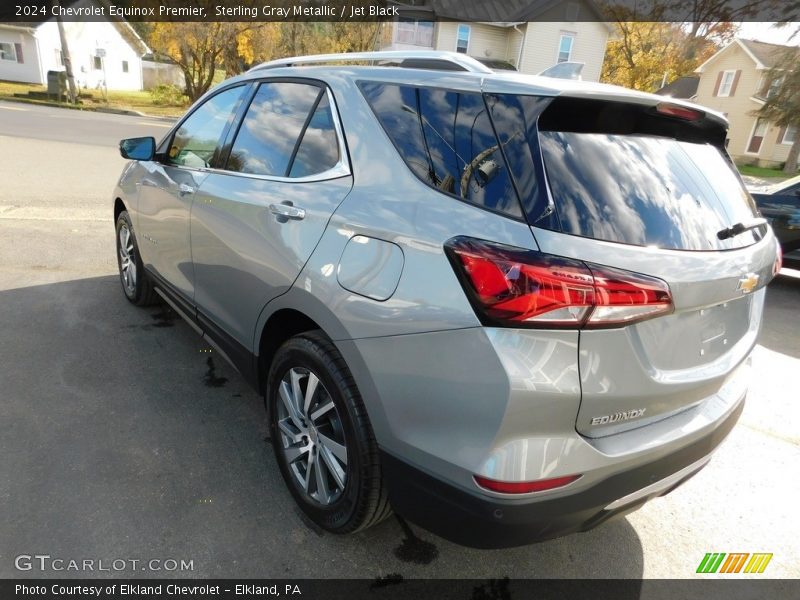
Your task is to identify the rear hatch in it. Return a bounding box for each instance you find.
[493,93,779,437]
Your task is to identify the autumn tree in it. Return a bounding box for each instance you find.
[755,30,800,173]
[600,1,739,91]
[149,21,232,100]
[600,19,738,91]
[146,19,381,101]
[599,0,789,92]
[601,21,703,91]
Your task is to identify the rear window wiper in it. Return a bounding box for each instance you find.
[717,217,768,240]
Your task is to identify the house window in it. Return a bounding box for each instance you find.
[783,125,798,145]
[718,70,736,97]
[557,34,575,63]
[746,119,768,154]
[456,24,470,54]
[766,77,782,99]
[396,18,434,47]
[122,60,129,73]
[93,56,102,70]
[0,42,17,62]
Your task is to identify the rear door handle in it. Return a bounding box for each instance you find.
[178,183,195,196]
[269,203,306,221]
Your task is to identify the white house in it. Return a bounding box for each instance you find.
[0,1,149,91]
[381,0,612,81]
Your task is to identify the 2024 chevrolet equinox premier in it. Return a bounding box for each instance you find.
[112,51,781,548]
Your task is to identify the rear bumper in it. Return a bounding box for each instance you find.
[381,397,743,549]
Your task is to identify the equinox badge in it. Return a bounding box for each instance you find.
[591,409,646,426]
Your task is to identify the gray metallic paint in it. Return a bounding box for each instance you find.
[113,61,775,513]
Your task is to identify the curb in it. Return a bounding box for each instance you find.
[0,96,179,122]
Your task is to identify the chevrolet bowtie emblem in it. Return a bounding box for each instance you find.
[737,273,760,294]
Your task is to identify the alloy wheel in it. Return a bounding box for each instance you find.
[276,367,348,505]
[118,224,137,294]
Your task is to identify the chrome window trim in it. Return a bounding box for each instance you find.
[211,85,351,184]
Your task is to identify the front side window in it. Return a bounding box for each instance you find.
[557,34,574,63]
[167,85,246,169]
[359,82,522,218]
[0,42,17,62]
[456,24,470,54]
[226,82,338,177]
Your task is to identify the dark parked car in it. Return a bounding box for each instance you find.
[752,175,800,268]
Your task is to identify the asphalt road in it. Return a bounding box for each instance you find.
[0,100,798,582]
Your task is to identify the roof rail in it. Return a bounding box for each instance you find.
[248,50,494,74]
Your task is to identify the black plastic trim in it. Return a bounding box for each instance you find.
[380,398,744,548]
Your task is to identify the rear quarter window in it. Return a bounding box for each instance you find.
[358,81,523,219]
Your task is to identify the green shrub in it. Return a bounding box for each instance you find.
[149,84,186,106]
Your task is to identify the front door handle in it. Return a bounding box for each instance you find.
[178,183,195,196]
[269,203,306,221]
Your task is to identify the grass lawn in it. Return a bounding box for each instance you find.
[737,163,797,180]
[0,80,188,118]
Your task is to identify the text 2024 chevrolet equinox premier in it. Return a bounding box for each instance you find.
[112,51,781,548]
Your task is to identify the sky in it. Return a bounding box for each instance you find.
[736,22,800,45]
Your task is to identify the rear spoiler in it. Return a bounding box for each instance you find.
[538,96,728,148]
[538,62,584,81]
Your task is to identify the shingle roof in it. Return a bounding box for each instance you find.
[739,38,799,69]
[393,0,609,23]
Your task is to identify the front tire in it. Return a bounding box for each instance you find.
[267,331,391,533]
[115,210,157,306]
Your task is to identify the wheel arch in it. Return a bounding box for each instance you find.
[114,197,127,222]
[255,287,351,393]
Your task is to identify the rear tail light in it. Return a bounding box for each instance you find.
[445,237,672,329]
[474,474,581,494]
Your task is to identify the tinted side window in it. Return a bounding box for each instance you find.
[226,82,321,177]
[167,86,245,168]
[289,94,340,177]
[359,82,522,218]
[485,93,557,229]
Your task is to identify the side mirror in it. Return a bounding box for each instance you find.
[119,137,155,161]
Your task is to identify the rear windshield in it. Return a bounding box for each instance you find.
[537,101,761,251]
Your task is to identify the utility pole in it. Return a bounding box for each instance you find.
[53,0,78,103]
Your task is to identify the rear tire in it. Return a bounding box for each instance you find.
[115,210,157,306]
[267,331,392,533]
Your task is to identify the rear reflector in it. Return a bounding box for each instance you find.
[656,102,704,121]
[774,244,783,276]
[445,237,672,329]
[474,474,581,494]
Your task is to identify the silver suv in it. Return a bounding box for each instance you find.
[113,51,781,548]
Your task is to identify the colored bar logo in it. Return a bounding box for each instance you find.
[697,553,773,573]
